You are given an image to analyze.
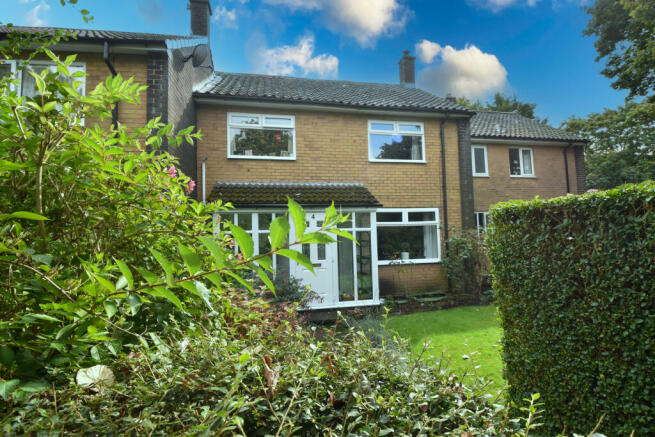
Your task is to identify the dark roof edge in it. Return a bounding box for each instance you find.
[193,93,475,116]
[471,134,589,143]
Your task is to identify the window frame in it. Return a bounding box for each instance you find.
[368,120,426,163]
[509,147,535,178]
[475,211,488,233]
[227,112,296,161]
[0,60,18,93]
[471,145,489,177]
[375,207,441,265]
[1,59,87,97]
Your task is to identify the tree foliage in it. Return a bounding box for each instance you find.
[584,0,655,100]
[562,100,655,189]
[457,93,547,123]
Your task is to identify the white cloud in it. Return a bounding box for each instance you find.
[262,0,410,48]
[26,0,50,26]
[213,5,238,28]
[417,44,508,99]
[137,0,163,23]
[251,34,338,78]
[467,0,541,12]
[415,40,441,64]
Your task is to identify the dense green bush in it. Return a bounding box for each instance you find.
[487,183,655,435]
[443,230,490,304]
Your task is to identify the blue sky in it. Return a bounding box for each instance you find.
[6,0,627,125]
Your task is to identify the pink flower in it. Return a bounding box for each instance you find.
[168,166,178,178]
[107,155,113,160]
[158,194,164,201]
[185,179,196,195]
[237,253,243,260]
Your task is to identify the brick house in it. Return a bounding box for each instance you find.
[1,0,587,309]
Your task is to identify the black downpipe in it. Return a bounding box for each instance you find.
[103,41,118,129]
[440,117,451,293]
[563,142,572,194]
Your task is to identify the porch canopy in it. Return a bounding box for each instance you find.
[208,181,381,208]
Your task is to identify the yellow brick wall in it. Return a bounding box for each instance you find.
[196,105,464,293]
[26,51,148,130]
[473,143,579,211]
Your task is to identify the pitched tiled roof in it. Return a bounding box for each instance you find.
[471,111,586,142]
[0,26,197,43]
[195,72,473,114]
[208,182,381,207]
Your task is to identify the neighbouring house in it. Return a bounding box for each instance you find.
[1,0,587,310]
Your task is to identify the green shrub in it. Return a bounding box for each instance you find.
[487,183,655,435]
[443,230,490,304]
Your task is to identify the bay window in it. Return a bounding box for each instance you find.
[228,113,295,159]
[368,121,425,162]
[376,208,440,264]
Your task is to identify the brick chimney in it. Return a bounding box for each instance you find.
[398,50,415,88]
[188,0,212,37]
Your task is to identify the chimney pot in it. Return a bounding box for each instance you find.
[189,0,212,37]
[446,93,456,103]
[398,50,416,88]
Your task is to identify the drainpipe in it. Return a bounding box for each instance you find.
[440,116,452,294]
[103,41,118,129]
[563,142,572,194]
[202,157,207,204]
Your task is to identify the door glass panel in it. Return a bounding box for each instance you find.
[302,244,311,259]
[317,244,326,260]
[275,254,290,278]
[338,236,354,301]
[356,231,373,300]
[355,212,370,228]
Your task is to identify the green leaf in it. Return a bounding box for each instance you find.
[327,228,358,243]
[276,249,314,274]
[198,236,225,268]
[115,275,128,290]
[299,232,336,244]
[42,101,58,112]
[29,70,45,95]
[0,159,27,171]
[0,211,48,221]
[0,379,21,401]
[150,248,174,286]
[145,286,183,311]
[127,293,142,315]
[20,379,49,393]
[24,313,61,323]
[115,259,134,290]
[90,346,100,361]
[229,224,254,259]
[55,323,76,341]
[325,202,337,225]
[225,271,253,292]
[91,273,115,292]
[135,267,158,285]
[255,267,275,295]
[288,198,306,240]
[256,255,273,272]
[104,301,118,319]
[179,280,214,311]
[0,346,15,367]
[269,216,290,250]
[178,244,202,276]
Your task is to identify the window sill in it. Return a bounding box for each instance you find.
[473,174,490,178]
[377,259,441,266]
[228,155,296,161]
[509,175,536,178]
[369,159,427,164]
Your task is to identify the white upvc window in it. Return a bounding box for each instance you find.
[0,60,18,92]
[227,112,296,160]
[475,211,488,233]
[368,120,425,162]
[472,145,489,177]
[334,211,376,303]
[509,147,535,177]
[376,208,440,264]
[1,60,86,97]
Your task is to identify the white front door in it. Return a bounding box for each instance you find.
[292,212,338,307]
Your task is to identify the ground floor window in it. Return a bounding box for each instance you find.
[475,211,488,233]
[336,211,375,302]
[376,208,440,264]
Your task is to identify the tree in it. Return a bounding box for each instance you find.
[562,100,655,189]
[457,92,548,123]
[584,0,655,100]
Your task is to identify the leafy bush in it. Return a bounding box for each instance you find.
[2,291,539,436]
[267,273,320,308]
[443,230,490,303]
[487,183,655,435]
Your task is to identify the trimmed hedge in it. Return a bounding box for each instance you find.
[487,182,655,435]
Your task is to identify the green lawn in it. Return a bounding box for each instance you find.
[387,305,505,394]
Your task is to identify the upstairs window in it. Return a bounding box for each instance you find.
[228,113,295,159]
[0,60,86,96]
[368,121,425,162]
[472,145,488,177]
[509,147,534,177]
